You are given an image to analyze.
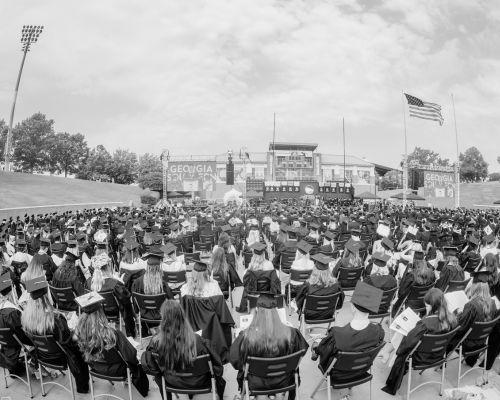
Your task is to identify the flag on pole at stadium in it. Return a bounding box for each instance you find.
[404,93,444,126]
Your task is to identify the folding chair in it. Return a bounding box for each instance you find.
[132,292,167,347]
[30,333,76,399]
[49,285,79,313]
[0,327,33,398]
[242,350,305,400]
[181,252,201,262]
[243,250,253,268]
[298,292,341,339]
[444,278,471,293]
[88,349,133,400]
[162,354,217,400]
[279,251,296,276]
[395,282,435,317]
[213,271,233,308]
[311,342,385,400]
[99,290,123,331]
[368,287,397,340]
[287,269,313,308]
[200,234,215,251]
[333,240,347,253]
[406,327,460,399]
[448,315,500,387]
[337,266,363,294]
[163,270,187,297]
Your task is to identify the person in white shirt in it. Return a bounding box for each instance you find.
[480,234,498,258]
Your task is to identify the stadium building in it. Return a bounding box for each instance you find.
[165,142,385,201]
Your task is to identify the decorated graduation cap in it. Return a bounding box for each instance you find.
[26,276,48,300]
[311,253,333,270]
[193,260,209,272]
[250,242,267,255]
[75,291,104,314]
[351,281,383,313]
[372,252,390,265]
[381,237,394,251]
[0,272,13,296]
[344,240,361,254]
[256,292,279,309]
[296,240,313,255]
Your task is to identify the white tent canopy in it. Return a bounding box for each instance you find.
[223,188,243,206]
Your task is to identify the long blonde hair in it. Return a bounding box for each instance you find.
[248,253,267,271]
[183,269,211,297]
[469,282,493,320]
[21,294,55,335]
[76,308,117,361]
[143,263,163,295]
[22,257,45,283]
[211,247,228,278]
[308,266,337,287]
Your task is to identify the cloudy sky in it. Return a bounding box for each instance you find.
[1,0,499,170]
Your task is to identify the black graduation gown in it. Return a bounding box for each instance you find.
[435,264,465,291]
[295,282,344,319]
[392,270,435,317]
[85,277,136,337]
[180,295,235,364]
[237,269,281,313]
[225,251,243,287]
[382,315,450,395]
[91,330,149,397]
[141,334,225,399]
[447,298,498,366]
[33,253,58,282]
[0,306,32,374]
[36,313,89,393]
[51,265,86,310]
[230,327,309,400]
[315,323,385,381]
[131,277,173,320]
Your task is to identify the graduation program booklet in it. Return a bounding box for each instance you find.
[390,307,421,336]
[444,291,469,314]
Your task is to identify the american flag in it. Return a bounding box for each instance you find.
[404,93,444,126]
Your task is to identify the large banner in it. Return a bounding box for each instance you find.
[423,170,455,198]
[263,181,352,200]
[167,161,217,192]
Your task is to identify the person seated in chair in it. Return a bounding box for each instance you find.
[382,288,457,395]
[434,255,465,291]
[230,294,308,400]
[311,282,385,394]
[364,252,397,292]
[294,253,344,319]
[180,261,222,298]
[142,299,225,400]
[75,292,149,397]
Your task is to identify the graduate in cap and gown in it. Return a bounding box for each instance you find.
[295,253,344,319]
[141,299,225,400]
[382,288,457,395]
[21,277,90,393]
[0,272,33,375]
[51,250,86,309]
[75,292,149,397]
[230,293,308,400]
[312,282,385,386]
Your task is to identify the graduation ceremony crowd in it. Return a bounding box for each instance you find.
[1,197,500,400]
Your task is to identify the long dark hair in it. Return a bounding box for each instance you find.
[241,307,292,360]
[424,288,457,332]
[153,300,197,370]
[76,308,117,362]
[413,260,435,285]
[211,247,228,279]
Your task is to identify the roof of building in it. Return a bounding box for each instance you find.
[320,154,373,167]
[269,142,318,152]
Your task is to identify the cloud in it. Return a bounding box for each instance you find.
[0,0,499,171]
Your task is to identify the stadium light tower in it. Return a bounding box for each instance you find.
[3,25,44,172]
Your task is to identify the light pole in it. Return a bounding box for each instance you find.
[3,25,44,172]
[160,149,170,206]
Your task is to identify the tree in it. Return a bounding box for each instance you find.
[0,119,7,163]
[379,169,402,190]
[459,146,488,182]
[108,149,138,184]
[11,113,54,172]
[489,172,500,182]
[76,144,112,181]
[137,153,163,190]
[407,147,450,167]
[47,132,89,177]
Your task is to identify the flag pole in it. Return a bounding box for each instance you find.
[272,112,276,181]
[401,91,408,209]
[451,93,460,208]
[343,117,346,185]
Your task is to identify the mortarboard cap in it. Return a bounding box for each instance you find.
[468,236,479,247]
[324,231,335,241]
[443,247,459,258]
[65,251,79,262]
[51,243,65,253]
[345,240,361,254]
[161,243,177,256]
[381,237,394,251]
[142,245,164,261]
[297,240,313,254]
[372,252,390,264]
[311,253,333,270]
[471,267,491,283]
[221,225,232,233]
[124,241,140,251]
[25,277,48,300]
[0,272,13,295]
[351,281,383,313]
[40,238,51,247]
[250,242,267,255]
[309,222,320,230]
[75,291,104,314]
[193,261,209,272]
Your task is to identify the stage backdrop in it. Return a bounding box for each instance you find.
[423,170,456,198]
[167,161,217,192]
